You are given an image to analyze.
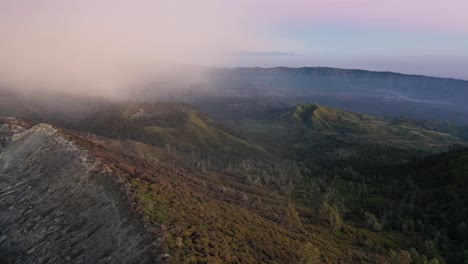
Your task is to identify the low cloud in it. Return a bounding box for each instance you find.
[0,0,298,98]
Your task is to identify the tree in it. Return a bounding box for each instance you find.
[389,249,411,264]
[364,212,383,232]
[320,201,342,231]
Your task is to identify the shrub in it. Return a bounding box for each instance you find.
[364,212,382,232]
[320,201,343,231]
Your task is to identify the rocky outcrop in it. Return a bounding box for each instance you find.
[0,124,157,263]
[0,125,10,149]
[0,117,32,152]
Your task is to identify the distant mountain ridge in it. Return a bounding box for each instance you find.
[221,66,468,82]
[190,66,468,124]
[211,67,468,104]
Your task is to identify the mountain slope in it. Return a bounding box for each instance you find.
[363,147,468,263]
[0,124,156,263]
[79,102,265,156]
[0,121,407,263]
[273,103,468,149]
[77,131,400,263]
[1,118,464,263]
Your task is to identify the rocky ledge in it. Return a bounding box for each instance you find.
[0,123,157,264]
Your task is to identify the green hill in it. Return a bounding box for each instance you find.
[273,103,468,149]
[79,102,265,156]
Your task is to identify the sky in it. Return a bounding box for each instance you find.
[0,0,467,95]
[227,0,468,79]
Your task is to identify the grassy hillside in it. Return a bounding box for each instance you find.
[263,103,467,150]
[79,102,265,158]
[286,104,465,137]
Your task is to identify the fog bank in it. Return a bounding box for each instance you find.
[0,0,296,98]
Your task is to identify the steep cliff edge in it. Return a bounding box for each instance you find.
[0,124,157,264]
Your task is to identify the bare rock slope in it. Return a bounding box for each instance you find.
[0,124,156,263]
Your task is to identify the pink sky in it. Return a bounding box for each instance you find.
[244,0,468,33]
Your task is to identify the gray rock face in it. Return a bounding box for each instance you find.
[0,124,12,151]
[0,124,157,264]
[0,117,31,152]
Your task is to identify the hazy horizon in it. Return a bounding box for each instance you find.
[1,0,467,96]
[220,54,468,80]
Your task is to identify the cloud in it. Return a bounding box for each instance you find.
[0,0,299,97]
